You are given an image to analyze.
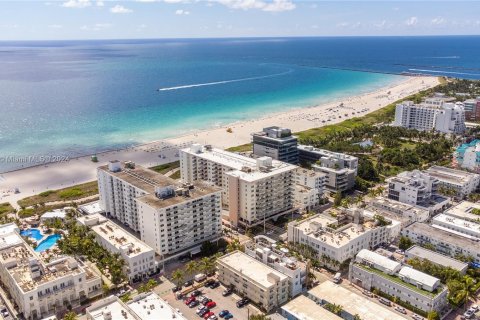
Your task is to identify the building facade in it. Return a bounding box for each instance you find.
[463,98,480,121]
[424,166,480,199]
[394,101,466,134]
[252,126,299,164]
[455,139,480,172]
[217,251,289,312]
[367,197,430,228]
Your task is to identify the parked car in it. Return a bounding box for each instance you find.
[395,306,407,314]
[236,297,249,308]
[362,290,373,297]
[184,280,194,287]
[202,298,213,306]
[210,281,220,289]
[203,311,214,319]
[196,306,208,314]
[208,316,218,320]
[189,300,200,308]
[224,314,233,320]
[219,310,230,318]
[185,296,196,305]
[172,286,181,293]
[378,297,391,306]
[195,273,207,282]
[411,314,424,320]
[206,301,217,309]
[199,309,210,317]
[191,290,202,297]
[222,288,233,296]
[205,279,215,287]
[464,309,475,319]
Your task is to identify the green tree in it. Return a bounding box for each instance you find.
[333,191,342,207]
[171,269,184,287]
[427,310,440,320]
[398,236,414,251]
[185,260,198,278]
[63,311,78,320]
[249,315,271,320]
[447,275,476,308]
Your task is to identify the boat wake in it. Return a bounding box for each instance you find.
[408,68,480,77]
[157,68,293,91]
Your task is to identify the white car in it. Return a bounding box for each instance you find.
[471,305,479,312]
[395,306,407,314]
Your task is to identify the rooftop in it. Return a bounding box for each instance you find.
[309,281,408,320]
[127,292,187,320]
[398,266,440,291]
[403,222,480,256]
[88,215,154,257]
[79,201,104,215]
[425,166,479,186]
[87,296,139,320]
[405,246,468,272]
[369,197,429,218]
[297,145,358,161]
[41,209,67,220]
[281,295,342,320]
[356,249,401,274]
[432,213,480,240]
[218,251,288,288]
[182,144,297,181]
[444,201,480,222]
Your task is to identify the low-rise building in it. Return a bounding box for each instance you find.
[349,249,448,314]
[77,214,157,282]
[386,170,449,214]
[297,145,358,192]
[444,201,480,222]
[455,139,480,172]
[0,223,102,320]
[280,295,342,320]
[367,197,430,228]
[405,246,469,274]
[86,292,186,320]
[252,126,299,164]
[244,235,307,297]
[217,251,289,312]
[401,222,480,263]
[180,144,297,227]
[431,213,480,240]
[425,166,480,199]
[307,281,409,320]
[287,209,399,268]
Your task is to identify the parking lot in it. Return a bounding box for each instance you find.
[160,279,263,320]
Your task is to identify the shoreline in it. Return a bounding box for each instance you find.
[0,75,439,207]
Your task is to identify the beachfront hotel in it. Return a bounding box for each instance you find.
[393,100,466,134]
[287,209,400,268]
[180,144,297,227]
[0,223,102,320]
[297,145,358,192]
[252,126,299,164]
[77,214,157,283]
[349,249,448,314]
[217,250,289,312]
[97,161,223,260]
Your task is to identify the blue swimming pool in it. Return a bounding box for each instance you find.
[20,228,43,241]
[34,234,61,252]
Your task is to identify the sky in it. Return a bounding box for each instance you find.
[1,1,480,40]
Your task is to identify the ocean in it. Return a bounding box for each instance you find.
[0,36,479,172]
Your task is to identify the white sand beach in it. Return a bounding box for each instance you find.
[0,75,438,207]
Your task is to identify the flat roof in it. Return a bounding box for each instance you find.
[403,222,480,254]
[128,292,187,320]
[281,295,342,320]
[87,296,139,320]
[41,209,67,220]
[79,201,104,215]
[297,145,358,161]
[432,213,480,239]
[405,246,468,271]
[218,251,287,288]
[356,249,401,273]
[425,166,479,186]
[89,215,154,258]
[445,201,480,222]
[309,281,408,320]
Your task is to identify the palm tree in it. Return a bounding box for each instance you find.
[185,260,198,278]
[448,275,476,309]
[171,269,184,287]
[63,311,78,320]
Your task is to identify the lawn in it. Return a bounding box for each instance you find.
[0,203,14,215]
[18,181,98,207]
[226,143,252,153]
[150,161,180,174]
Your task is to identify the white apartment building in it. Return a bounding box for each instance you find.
[86,292,187,320]
[217,251,289,312]
[405,246,469,274]
[425,166,480,199]
[97,161,222,260]
[77,214,157,283]
[287,209,399,268]
[402,222,480,263]
[367,197,430,228]
[444,201,480,222]
[136,182,222,258]
[244,235,307,297]
[432,213,480,240]
[0,223,102,320]
[349,249,448,314]
[394,100,466,134]
[386,170,449,214]
[180,144,297,227]
[293,168,325,210]
[297,145,358,192]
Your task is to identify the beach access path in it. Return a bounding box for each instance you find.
[0,75,439,208]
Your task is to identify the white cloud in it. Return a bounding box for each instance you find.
[110,5,133,13]
[214,0,295,12]
[164,0,188,3]
[405,16,418,26]
[175,9,190,15]
[373,20,386,29]
[48,24,63,29]
[431,17,445,25]
[80,23,112,31]
[336,22,349,28]
[62,0,91,8]
[96,0,104,6]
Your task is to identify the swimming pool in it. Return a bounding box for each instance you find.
[20,229,43,241]
[34,234,61,252]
